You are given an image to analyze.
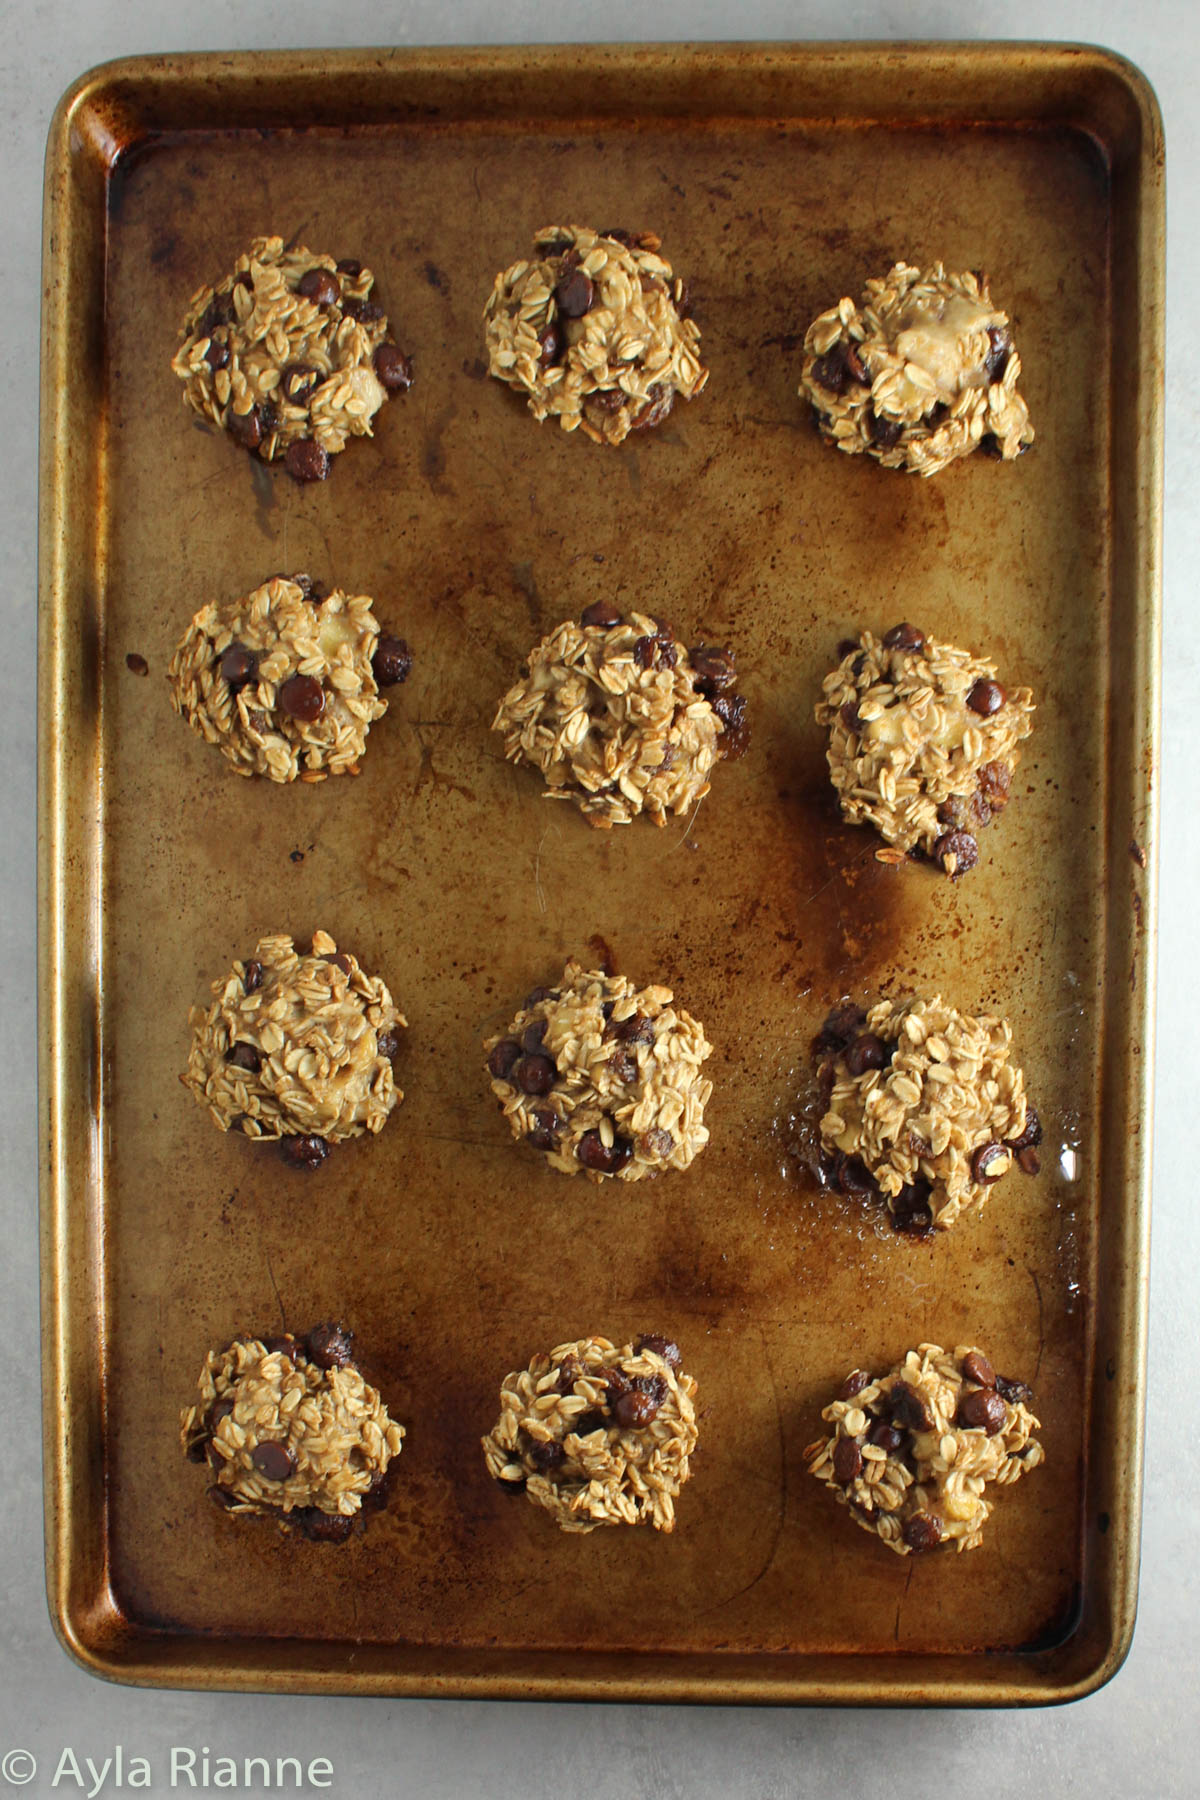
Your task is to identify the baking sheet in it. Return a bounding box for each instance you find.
[38,43,1161,1702]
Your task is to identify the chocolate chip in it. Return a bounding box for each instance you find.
[960,1351,996,1389]
[889,1380,933,1433]
[633,636,658,670]
[219,643,259,692]
[205,337,229,371]
[278,673,326,722]
[555,268,594,317]
[967,678,1006,716]
[612,1013,655,1046]
[499,1467,528,1493]
[574,1409,607,1438]
[971,1140,1009,1183]
[228,406,265,450]
[1006,1105,1042,1153]
[373,636,413,687]
[284,439,329,483]
[207,1484,238,1508]
[341,296,384,324]
[705,691,747,759]
[957,1389,1008,1435]
[833,1435,863,1484]
[996,1375,1032,1405]
[263,1336,297,1357]
[529,1440,565,1470]
[575,1129,633,1175]
[838,1369,871,1401]
[233,272,254,297]
[673,277,693,319]
[525,986,553,1008]
[978,760,1012,809]
[984,325,1012,383]
[642,1127,675,1159]
[1018,1146,1041,1175]
[537,324,564,366]
[527,1109,562,1151]
[514,1053,556,1096]
[298,1508,355,1542]
[374,344,413,392]
[882,622,926,655]
[298,267,340,308]
[845,1033,888,1077]
[376,1029,400,1061]
[199,294,233,336]
[613,1388,660,1430]
[328,951,353,976]
[487,1038,522,1081]
[225,1042,261,1073]
[843,342,869,384]
[208,1394,236,1434]
[933,829,979,878]
[306,1322,354,1370]
[634,1334,681,1369]
[336,258,362,278]
[689,645,737,693]
[280,362,317,404]
[816,1004,868,1053]
[811,345,851,395]
[279,1135,330,1170]
[893,1198,934,1236]
[834,1154,874,1197]
[869,1422,906,1453]
[839,699,862,732]
[903,1512,942,1552]
[581,600,621,628]
[870,410,903,449]
[243,959,263,993]
[927,401,951,427]
[979,432,1004,458]
[251,1440,296,1481]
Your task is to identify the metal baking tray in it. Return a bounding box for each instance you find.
[38,43,1162,1703]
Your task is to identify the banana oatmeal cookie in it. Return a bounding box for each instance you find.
[815,623,1033,876]
[482,1333,699,1532]
[800,262,1033,475]
[805,1343,1044,1555]
[815,995,1041,1235]
[184,930,405,1167]
[484,961,712,1181]
[483,224,707,445]
[494,603,747,828]
[172,234,413,481]
[182,1324,404,1540]
[168,573,412,783]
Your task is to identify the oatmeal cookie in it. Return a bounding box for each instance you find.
[484,961,712,1181]
[167,573,411,783]
[800,262,1033,475]
[483,225,707,445]
[815,996,1041,1234]
[482,1333,699,1532]
[184,930,405,1166]
[815,623,1033,875]
[494,603,748,828]
[172,234,413,481]
[181,1324,404,1540]
[805,1343,1043,1554]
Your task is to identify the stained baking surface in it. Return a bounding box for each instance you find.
[39,47,1160,1701]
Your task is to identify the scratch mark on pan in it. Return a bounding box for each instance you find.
[667,793,706,852]
[265,1249,287,1334]
[695,1334,787,1614]
[533,823,560,914]
[894,1560,915,1642]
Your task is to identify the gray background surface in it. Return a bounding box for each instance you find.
[5,1,1196,1794]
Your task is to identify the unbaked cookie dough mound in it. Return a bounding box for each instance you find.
[168,573,412,782]
[482,1333,699,1532]
[484,962,713,1181]
[172,234,414,481]
[181,1324,405,1540]
[483,224,707,446]
[815,624,1033,876]
[493,604,748,828]
[184,930,405,1167]
[805,1343,1043,1555]
[800,263,1034,475]
[816,995,1041,1234]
